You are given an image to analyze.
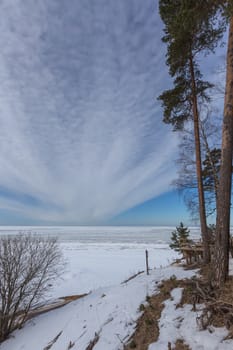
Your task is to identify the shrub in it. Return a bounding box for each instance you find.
[0,233,63,342]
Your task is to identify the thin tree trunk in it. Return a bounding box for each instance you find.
[189,56,210,263]
[200,120,219,201]
[214,16,233,286]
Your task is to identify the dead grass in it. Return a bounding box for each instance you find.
[207,276,233,329]
[124,277,186,350]
[25,293,88,322]
[185,265,233,331]
[61,293,88,302]
[173,339,191,349]
[218,276,233,306]
[41,264,233,349]
[85,332,100,350]
[43,331,63,350]
[181,266,233,334]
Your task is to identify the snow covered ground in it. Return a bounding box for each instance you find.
[52,242,179,298]
[1,260,233,350]
[149,287,233,350]
[0,264,195,350]
[0,227,233,350]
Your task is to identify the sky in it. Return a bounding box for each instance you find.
[0,0,228,226]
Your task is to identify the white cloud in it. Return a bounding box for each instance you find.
[0,0,179,224]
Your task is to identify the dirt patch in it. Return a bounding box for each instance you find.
[178,280,198,307]
[25,293,88,321]
[125,261,233,349]
[167,339,191,350]
[173,339,191,349]
[124,292,163,349]
[124,277,186,350]
[61,293,88,302]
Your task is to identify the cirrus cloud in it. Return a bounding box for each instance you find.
[0,0,179,224]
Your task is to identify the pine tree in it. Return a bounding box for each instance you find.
[202,148,221,195]
[213,2,233,285]
[174,115,224,220]
[196,0,233,284]
[170,222,190,252]
[158,0,225,263]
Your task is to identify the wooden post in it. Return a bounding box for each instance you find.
[145,249,149,275]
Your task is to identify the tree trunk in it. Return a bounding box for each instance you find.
[200,120,219,201]
[214,16,233,287]
[189,56,210,264]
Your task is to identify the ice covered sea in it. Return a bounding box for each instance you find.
[0,226,201,298]
[0,225,202,243]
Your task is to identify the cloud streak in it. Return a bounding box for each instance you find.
[0,0,179,224]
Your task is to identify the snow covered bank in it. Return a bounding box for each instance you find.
[149,287,232,350]
[1,234,233,350]
[1,262,233,350]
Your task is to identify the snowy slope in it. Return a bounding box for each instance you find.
[1,233,233,350]
[0,266,195,350]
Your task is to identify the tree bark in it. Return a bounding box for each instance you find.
[189,56,210,263]
[214,16,233,286]
[200,120,219,201]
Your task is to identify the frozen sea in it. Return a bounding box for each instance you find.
[0,225,202,243]
[0,226,202,298]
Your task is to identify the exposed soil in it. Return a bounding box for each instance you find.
[173,339,191,349]
[61,294,88,302]
[26,293,87,321]
[123,268,233,350]
[124,277,188,350]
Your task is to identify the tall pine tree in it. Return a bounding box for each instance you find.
[158,0,225,263]
[213,1,233,286]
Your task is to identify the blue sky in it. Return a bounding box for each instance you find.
[0,0,227,226]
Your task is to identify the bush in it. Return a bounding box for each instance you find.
[0,233,63,342]
[170,222,190,252]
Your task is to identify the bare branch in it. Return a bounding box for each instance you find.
[0,234,64,342]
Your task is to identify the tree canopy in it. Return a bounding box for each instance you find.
[158,0,225,130]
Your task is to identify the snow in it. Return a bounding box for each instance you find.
[0,228,233,350]
[149,288,232,350]
[52,242,179,298]
[0,266,195,350]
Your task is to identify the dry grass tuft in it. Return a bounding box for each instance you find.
[125,261,233,348]
[173,339,191,349]
[85,332,100,350]
[124,277,185,350]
